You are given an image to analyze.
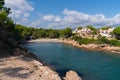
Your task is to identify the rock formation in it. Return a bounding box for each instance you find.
[64,70,82,80]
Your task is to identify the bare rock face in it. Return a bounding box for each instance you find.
[64,70,82,80]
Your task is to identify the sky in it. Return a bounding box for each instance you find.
[4,0,120,29]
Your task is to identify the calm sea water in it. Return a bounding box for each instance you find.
[24,42,120,80]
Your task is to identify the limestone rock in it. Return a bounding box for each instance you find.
[64,70,82,80]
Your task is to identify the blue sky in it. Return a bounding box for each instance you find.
[30,0,120,17]
[5,0,120,28]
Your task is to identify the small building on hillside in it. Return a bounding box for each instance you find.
[73,27,93,36]
[99,27,115,38]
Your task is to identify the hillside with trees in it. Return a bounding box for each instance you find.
[15,25,72,40]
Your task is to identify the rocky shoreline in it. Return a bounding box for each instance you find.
[0,44,82,80]
[10,38,119,80]
[0,56,61,80]
[28,38,120,54]
[62,39,120,54]
[0,55,82,80]
[1,39,120,80]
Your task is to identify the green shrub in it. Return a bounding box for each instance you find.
[96,37,110,44]
[71,35,120,47]
[77,38,95,44]
[71,35,81,41]
[109,39,120,46]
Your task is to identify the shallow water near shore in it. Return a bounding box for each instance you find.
[24,42,120,80]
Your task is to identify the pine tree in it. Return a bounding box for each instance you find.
[0,0,16,45]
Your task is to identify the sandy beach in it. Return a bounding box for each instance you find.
[28,38,120,54]
[28,38,63,43]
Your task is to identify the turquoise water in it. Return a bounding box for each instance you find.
[24,42,120,80]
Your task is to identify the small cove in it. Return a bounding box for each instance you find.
[24,42,120,80]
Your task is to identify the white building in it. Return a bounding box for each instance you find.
[73,27,93,35]
[99,27,115,38]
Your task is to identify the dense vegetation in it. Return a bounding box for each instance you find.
[0,0,21,56]
[15,25,72,41]
[113,27,120,39]
[101,26,112,30]
[0,0,37,57]
[0,0,20,45]
[71,35,120,46]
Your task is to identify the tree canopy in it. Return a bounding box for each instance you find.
[101,26,112,30]
[0,0,20,46]
[60,27,72,38]
[113,27,120,39]
[0,0,4,10]
[86,26,97,34]
[77,26,82,30]
[113,27,120,35]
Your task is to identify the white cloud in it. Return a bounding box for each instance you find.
[31,9,120,29]
[30,15,62,28]
[5,0,34,24]
[24,13,30,18]
[43,15,55,22]
[43,15,61,22]
[5,0,120,29]
[54,16,61,22]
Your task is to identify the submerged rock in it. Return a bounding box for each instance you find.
[64,70,82,80]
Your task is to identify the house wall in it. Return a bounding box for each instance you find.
[99,28,114,38]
